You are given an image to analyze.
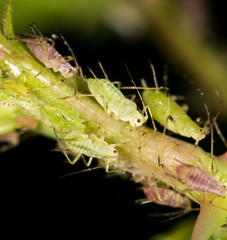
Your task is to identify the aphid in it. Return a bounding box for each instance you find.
[41,105,85,132]
[85,77,147,128]
[61,131,119,168]
[141,66,209,145]
[10,23,79,79]
[2,79,30,98]
[175,163,226,197]
[143,186,191,209]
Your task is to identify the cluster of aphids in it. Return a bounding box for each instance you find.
[1,23,227,211]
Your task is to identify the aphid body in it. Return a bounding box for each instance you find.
[2,79,30,98]
[86,78,147,128]
[41,105,85,132]
[26,37,76,78]
[64,131,118,165]
[176,164,226,197]
[144,186,191,209]
[142,79,209,144]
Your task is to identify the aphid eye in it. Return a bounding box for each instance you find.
[137,119,141,123]
[113,150,118,153]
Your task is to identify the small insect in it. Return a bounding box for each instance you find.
[9,23,79,79]
[141,65,209,145]
[41,105,85,132]
[1,79,30,98]
[175,162,226,197]
[143,186,191,209]
[85,77,147,128]
[60,130,119,168]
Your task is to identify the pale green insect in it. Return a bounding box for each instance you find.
[86,77,147,128]
[141,79,209,144]
[62,131,119,168]
[41,105,85,132]
[1,79,30,98]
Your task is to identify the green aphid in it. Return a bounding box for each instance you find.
[142,79,209,144]
[41,105,85,132]
[1,79,30,98]
[86,78,147,128]
[63,131,118,167]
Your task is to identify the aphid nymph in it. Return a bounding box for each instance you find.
[86,65,148,128]
[9,23,79,79]
[175,163,226,197]
[142,65,209,145]
[27,24,78,78]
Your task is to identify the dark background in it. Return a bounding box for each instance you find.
[0,1,227,239]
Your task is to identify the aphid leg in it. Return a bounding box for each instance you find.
[53,128,76,164]
[214,121,227,148]
[212,88,227,148]
[85,156,94,167]
[202,101,219,174]
[142,105,157,131]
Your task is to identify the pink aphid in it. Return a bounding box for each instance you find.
[144,187,191,209]
[176,164,226,197]
[26,37,76,78]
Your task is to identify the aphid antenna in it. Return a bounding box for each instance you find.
[149,61,159,90]
[59,166,102,179]
[123,67,157,148]
[152,208,199,223]
[98,61,109,80]
[7,23,51,45]
[186,77,222,173]
[51,29,80,73]
[124,64,156,145]
[124,64,148,120]
[30,22,44,38]
[51,30,81,94]
[87,66,98,79]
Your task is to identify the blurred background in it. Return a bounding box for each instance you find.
[0,0,227,239]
